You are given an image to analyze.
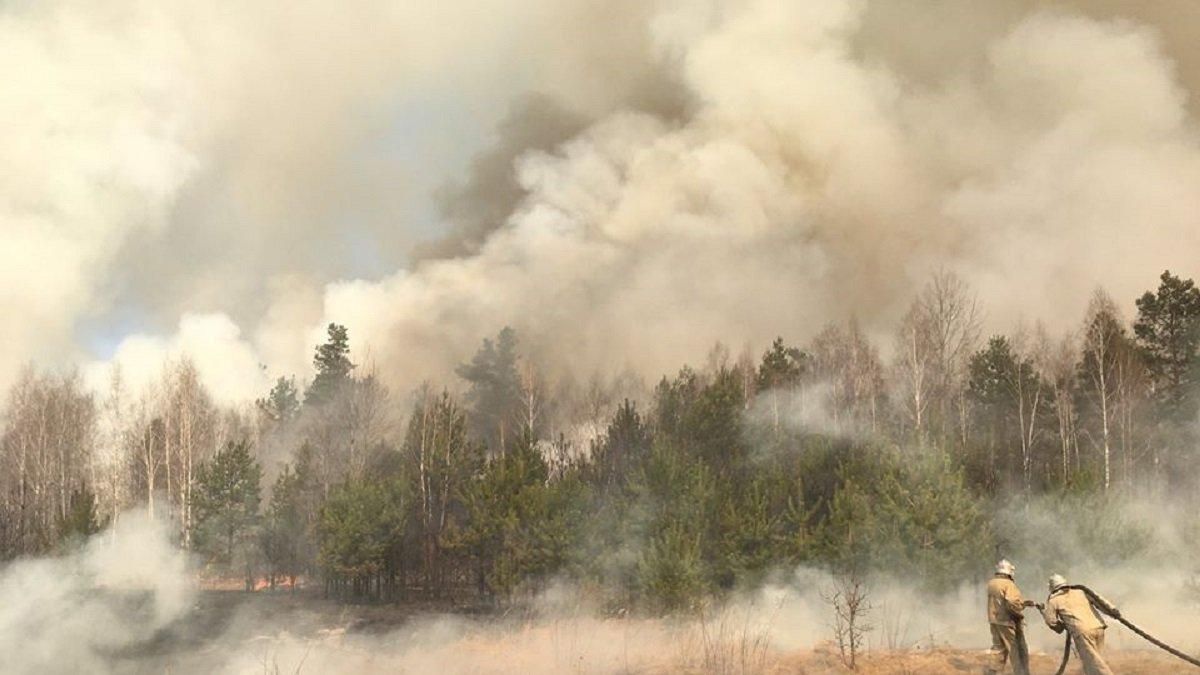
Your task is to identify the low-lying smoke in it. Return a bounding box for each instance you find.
[0,512,193,674]
[3,494,1198,673]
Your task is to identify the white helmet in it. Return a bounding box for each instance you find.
[995,559,1016,576]
[1048,574,1067,592]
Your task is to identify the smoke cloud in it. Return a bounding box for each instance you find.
[4,0,1200,401]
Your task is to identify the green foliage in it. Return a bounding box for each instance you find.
[317,478,408,581]
[456,327,523,453]
[714,466,813,586]
[756,337,809,392]
[401,389,481,592]
[969,336,1020,410]
[305,323,354,407]
[627,440,715,608]
[587,398,650,489]
[994,491,1155,572]
[637,522,705,612]
[192,441,262,567]
[454,427,577,599]
[870,452,993,590]
[821,450,992,591]
[258,376,300,423]
[261,464,310,586]
[967,335,1043,486]
[1135,270,1200,421]
[684,367,747,469]
[652,367,702,443]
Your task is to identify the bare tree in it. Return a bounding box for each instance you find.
[0,368,96,555]
[1034,330,1080,485]
[893,272,980,445]
[822,572,873,670]
[894,305,933,439]
[1009,326,1048,491]
[161,359,217,547]
[518,360,545,436]
[1078,290,1139,492]
[302,365,395,493]
[813,319,884,435]
[94,367,132,528]
[343,368,395,481]
[404,386,474,594]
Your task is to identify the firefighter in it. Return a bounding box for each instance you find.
[986,559,1035,675]
[1042,574,1115,675]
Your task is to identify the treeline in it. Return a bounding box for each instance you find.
[2,271,1199,610]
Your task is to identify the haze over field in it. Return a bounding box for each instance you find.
[3,0,1200,401]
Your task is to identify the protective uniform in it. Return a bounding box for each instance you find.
[986,560,1031,675]
[1042,577,1115,675]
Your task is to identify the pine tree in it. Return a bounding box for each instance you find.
[456,427,575,600]
[684,367,746,469]
[192,441,262,575]
[755,337,808,391]
[588,399,651,489]
[305,324,355,407]
[456,327,523,454]
[317,477,407,599]
[968,336,1044,489]
[755,337,810,437]
[258,376,300,423]
[1134,270,1200,421]
[261,465,308,590]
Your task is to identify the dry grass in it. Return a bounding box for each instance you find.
[761,646,1186,675]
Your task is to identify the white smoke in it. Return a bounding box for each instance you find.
[0,512,193,674]
[2,504,1195,672]
[6,0,1200,404]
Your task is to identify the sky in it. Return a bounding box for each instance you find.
[4,0,1200,406]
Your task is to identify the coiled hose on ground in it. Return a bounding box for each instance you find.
[1051,584,1200,674]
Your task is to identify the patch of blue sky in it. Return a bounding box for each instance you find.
[75,302,153,360]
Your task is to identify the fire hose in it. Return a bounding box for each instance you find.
[1049,584,1200,674]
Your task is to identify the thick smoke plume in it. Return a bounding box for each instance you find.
[0,0,1197,400]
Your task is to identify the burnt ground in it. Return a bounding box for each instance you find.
[102,588,484,671]
[98,590,1193,674]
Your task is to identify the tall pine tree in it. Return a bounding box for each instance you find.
[1134,270,1200,421]
[305,324,355,407]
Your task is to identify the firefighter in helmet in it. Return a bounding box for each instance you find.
[1042,574,1115,675]
[986,559,1036,675]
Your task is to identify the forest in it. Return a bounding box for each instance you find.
[2,269,1198,612]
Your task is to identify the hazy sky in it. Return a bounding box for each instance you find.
[4,0,1200,404]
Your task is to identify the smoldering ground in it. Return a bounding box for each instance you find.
[7,496,1199,674]
[0,513,191,673]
